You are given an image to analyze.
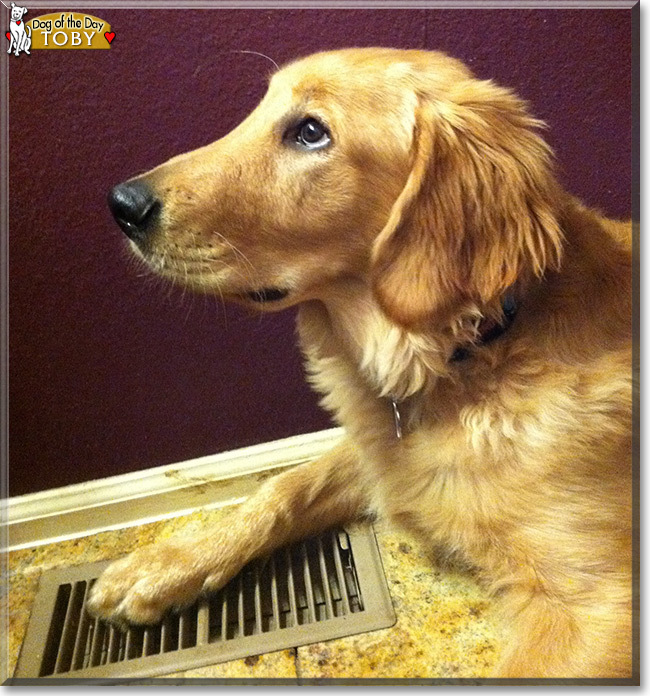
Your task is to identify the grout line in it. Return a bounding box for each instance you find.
[293,646,302,681]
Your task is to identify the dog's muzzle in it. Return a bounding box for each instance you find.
[107,181,160,245]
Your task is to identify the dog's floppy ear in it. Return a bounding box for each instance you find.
[371,79,563,328]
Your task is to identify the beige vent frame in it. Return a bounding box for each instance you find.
[14,526,395,681]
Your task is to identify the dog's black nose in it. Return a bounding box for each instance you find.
[107,181,160,243]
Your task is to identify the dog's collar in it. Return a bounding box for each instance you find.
[389,293,518,440]
[450,292,518,362]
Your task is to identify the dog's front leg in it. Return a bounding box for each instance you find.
[87,440,369,626]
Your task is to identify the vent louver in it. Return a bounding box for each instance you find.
[14,526,395,680]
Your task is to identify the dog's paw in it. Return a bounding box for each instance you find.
[87,541,207,626]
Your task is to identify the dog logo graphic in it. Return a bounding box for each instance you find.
[6,2,31,56]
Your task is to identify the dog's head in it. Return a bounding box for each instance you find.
[108,48,562,325]
[10,3,28,21]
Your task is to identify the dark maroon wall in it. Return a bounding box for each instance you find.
[9,8,633,495]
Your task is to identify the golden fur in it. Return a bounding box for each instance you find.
[89,48,634,679]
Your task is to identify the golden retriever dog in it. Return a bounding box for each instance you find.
[91,48,633,679]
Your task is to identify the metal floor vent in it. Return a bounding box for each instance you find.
[15,526,395,680]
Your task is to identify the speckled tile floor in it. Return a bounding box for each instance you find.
[7,502,502,681]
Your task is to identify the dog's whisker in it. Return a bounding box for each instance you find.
[211,232,259,284]
[229,49,280,73]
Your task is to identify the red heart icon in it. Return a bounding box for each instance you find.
[104,31,115,44]
[5,31,9,40]
[16,20,21,25]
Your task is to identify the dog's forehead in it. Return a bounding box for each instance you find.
[275,50,407,93]
[265,51,416,119]
[268,48,471,109]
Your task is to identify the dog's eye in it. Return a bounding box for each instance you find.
[294,118,331,150]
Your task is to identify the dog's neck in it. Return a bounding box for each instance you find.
[316,279,451,401]
[314,278,519,406]
[297,278,525,441]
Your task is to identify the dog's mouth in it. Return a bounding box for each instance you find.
[243,288,290,303]
[134,245,292,305]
